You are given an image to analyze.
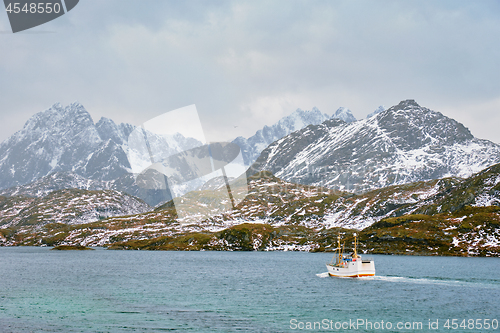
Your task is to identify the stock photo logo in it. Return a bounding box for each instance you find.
[3,0,79,33]
[126,105,248,224]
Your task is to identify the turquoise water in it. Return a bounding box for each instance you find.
[0,248,499,332]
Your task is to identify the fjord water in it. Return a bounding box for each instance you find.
[0,248,498,332]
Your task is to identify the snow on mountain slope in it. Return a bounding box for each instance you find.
[250,100,500,193]
[0,103,101,188]
[2,164,499,250]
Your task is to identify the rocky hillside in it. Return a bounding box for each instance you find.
[413,162,500,214]
[0,171,114,197]
[2,164,499,256]
[107,205,499,256]
[0,171,175,207]
[0,188,150,229]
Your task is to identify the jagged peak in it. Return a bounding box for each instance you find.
[27,101,89,118]
[68,101,84,108]
[332,107,356,123]
[51,102,64,109]
[255,107,329,136]
[382,99,431,118]
[23,102,94,129]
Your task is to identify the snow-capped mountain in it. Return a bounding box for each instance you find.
[249,99,500,193]
[0,103,202,204]
[232,107,330,166]
[332,107,356,123]
[0,102,104,188]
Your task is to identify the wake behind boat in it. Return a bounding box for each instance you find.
[326,233,375,278]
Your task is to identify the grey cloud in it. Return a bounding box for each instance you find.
[0,0,499,144]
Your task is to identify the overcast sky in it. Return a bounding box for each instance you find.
[0,0,499,144]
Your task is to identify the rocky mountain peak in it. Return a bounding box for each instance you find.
[95,116,129,146]
[394,99,420,110]
[0,103,114,189]
[20,102,95,139]
[377,99,474,149]
[332,107,356,123]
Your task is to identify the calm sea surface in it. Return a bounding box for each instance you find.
[0,247,499,332]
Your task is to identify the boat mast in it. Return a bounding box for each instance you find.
[337,235,342,266]
[353,233,358,259]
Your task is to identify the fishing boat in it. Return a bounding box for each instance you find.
[326,233,375,277]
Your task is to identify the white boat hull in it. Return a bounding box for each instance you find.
[326,258,375,278]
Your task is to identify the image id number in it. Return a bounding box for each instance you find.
[444,319,498,330]
[6,2,62,14]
